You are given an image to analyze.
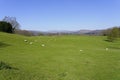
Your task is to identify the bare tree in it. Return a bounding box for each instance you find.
[2,16,20,31]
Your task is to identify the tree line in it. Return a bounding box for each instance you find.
[103,27,120,42]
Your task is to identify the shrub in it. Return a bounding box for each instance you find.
[0,61,12,70]
[0,21,13,33]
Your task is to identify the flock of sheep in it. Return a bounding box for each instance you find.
[24,39,45,47]
[24,39,109,51]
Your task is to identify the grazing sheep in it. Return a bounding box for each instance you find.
[41,44,45,47]
[106,48,108,51]
[80,50,83,51]
[24,40,27,42]
[30,42,33,44]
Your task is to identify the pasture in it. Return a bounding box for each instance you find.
[0,32,120,80]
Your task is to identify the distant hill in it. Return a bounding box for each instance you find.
[85,30,104,35]
[29,29,104,36]
[73,30,93,34]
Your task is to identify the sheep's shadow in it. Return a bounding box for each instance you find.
[0,42,10,48]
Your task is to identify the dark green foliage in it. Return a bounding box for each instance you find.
[107,27,120,42]
[0,61,12,70]
[0,21,13,33]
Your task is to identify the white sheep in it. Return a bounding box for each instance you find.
[41,44,45,47]
[80,50,83,51]
[30,42,33,44]
[106,48,108,51]
[24,40,27,42]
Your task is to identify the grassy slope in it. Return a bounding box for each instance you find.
[0,32,120,80]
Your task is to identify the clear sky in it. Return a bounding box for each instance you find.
[0,0,120,31]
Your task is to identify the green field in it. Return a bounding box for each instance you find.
[0,32,120,80]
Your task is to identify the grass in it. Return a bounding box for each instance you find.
[0,32,120,80]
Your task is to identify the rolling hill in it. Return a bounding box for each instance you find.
[0,32,120,80]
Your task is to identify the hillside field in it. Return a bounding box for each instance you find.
[0,32,120,80]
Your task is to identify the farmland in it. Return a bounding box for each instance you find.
[0,32,120,80]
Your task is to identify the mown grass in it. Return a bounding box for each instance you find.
[0,32,120,80]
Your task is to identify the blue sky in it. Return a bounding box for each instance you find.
[0,0,120,31]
